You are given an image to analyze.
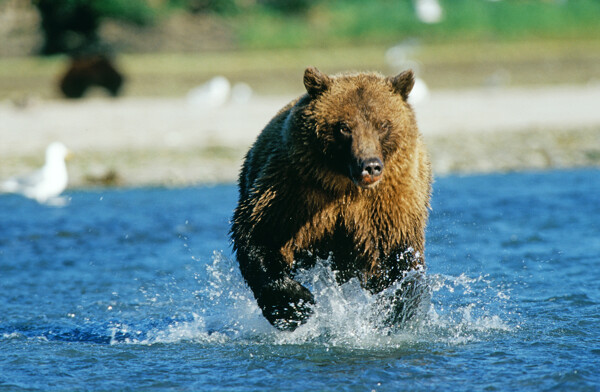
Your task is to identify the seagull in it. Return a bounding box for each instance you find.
[187,76,231,108]
[408,77,430,105]
[1,142,71,205]
[414,0,443,24]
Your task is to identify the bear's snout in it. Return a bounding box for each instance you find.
[352,157,384,188]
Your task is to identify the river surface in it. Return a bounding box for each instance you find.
[1,169,599,391]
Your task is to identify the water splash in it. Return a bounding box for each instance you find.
[424,273,514,344]
[1,252,514,348]
[135,252,515,348]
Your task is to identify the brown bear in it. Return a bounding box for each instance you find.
[230,67,432,330]
[59,55,124,99]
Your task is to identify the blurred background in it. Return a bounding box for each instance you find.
[3,0,600,95]
[1,0,600,188]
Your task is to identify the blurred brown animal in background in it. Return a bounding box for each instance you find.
[59,55,124,99]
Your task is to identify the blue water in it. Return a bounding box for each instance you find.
[1,169,599,391]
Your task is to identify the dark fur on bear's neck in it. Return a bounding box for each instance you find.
[231,67,432,330]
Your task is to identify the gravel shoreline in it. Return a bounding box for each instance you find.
[2,84,599,188]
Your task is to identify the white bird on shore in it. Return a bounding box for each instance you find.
[1,142,71,205]
[187,76,231,108]
[408,77,430,105]
[413,0,443,24]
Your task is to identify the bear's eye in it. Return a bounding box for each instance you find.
[380,121,392,134]
[335,122,352,137]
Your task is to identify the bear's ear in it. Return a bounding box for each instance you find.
[388,70,415,101]
[304,67,331,97]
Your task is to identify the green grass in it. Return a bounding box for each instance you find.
[233,0,600,49]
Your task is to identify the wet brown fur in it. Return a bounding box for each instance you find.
[230,67,432,330]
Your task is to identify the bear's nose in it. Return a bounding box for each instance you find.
[360,157,384,185]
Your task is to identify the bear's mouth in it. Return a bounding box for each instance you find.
[352,174,383,189]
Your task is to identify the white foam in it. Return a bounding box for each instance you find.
[116,253,514,348]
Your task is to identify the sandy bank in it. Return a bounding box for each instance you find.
[1,84,599,188]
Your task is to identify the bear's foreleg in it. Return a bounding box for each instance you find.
[373,272,430,327]
[367,248,429,326]
[236,245,315,331]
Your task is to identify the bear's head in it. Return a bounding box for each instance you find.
[293,67,417,192]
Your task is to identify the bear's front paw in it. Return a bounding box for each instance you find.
[257,277,315,331]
